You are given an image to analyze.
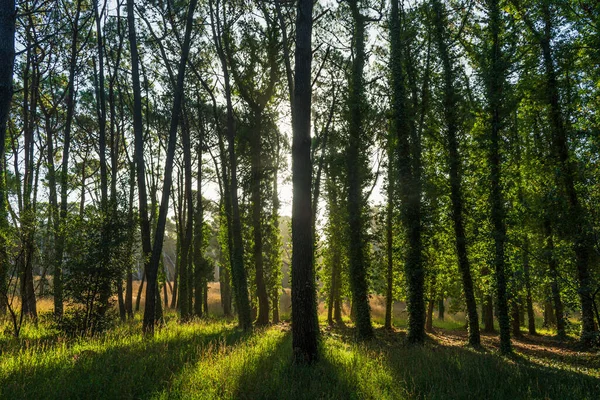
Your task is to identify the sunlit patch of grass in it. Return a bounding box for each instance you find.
[1,317,598,399]
[0,317,244,399]
[159,324,401,399]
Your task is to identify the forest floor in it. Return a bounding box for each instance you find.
[0,313,598,400]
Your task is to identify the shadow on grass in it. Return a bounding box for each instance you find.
[231,330,374,400]
[0,324,252,400]
[366,328,600,400]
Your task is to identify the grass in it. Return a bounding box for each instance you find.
[1,313,598,400]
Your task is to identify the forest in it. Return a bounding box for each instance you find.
[0,0,599,399]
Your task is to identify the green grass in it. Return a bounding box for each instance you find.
[0,315,598,399]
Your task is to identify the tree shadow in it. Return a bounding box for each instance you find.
[372,329,600,399]
[0,325,253,400]
[232,330,374,400]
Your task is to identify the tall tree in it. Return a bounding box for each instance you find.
[291,0,319,363]
[485,0,512,354]
[0,0,16,315]
[390,0,425,344]
[431,0,480,346]
[345,0,374,340]
[209,0,252,330]
[225,3,280,325]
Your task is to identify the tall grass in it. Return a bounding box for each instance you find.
[0,317,598,399]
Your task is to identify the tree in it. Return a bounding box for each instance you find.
[431,0,480,346]
[291,0,319,363]
[484,0,512,354]
[390,0,425,344]
[0,0,16,315]
[209,0,252,330]
[344,0,374,340]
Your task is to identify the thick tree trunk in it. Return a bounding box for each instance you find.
[346,0,373,341]
[540,5,596,342]
[390,0,424,344]
[432,0,480,346]
[483,294,495,333]
[291,0,319,363]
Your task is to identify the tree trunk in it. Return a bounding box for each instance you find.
[126,162,135,319]
[346,0,373,341]
[126,268,133,319]
[21,44,38,321]
[390,0,424,344]
[251,111,269,326]
[483,294,495,333]
[327,243,340,327]
[291,0,319,363]
[432,0,480,346]
[511,300,522,338]
[425,299,435,333]
[543,217,566,338]
[136,0,198,334]
[127,0,153,331]
[209,0,252,330]
[540,4,596,342]
[117,280,126,322]
[135,272,145,312]
[193,114,205,318]
[523,236,536,334]
[385,137,394,330]
[179,115,195,321]
[487,0,511,354]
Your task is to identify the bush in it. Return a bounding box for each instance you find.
[60,205,130,335]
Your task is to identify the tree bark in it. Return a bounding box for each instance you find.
[539,4,596,342]
[543,217,566,338]
[209,0,252,330]
[251,110,269,326]
[346,0,373,341]
[0,0,12,312]
[193,110,205,318]
[431,0,480,346]
[523,235,536,334]
[179,116,194,321]
[487,0,511,354]
[390,0,424,344]
[291,0,319,363]
[384,136,394,330]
